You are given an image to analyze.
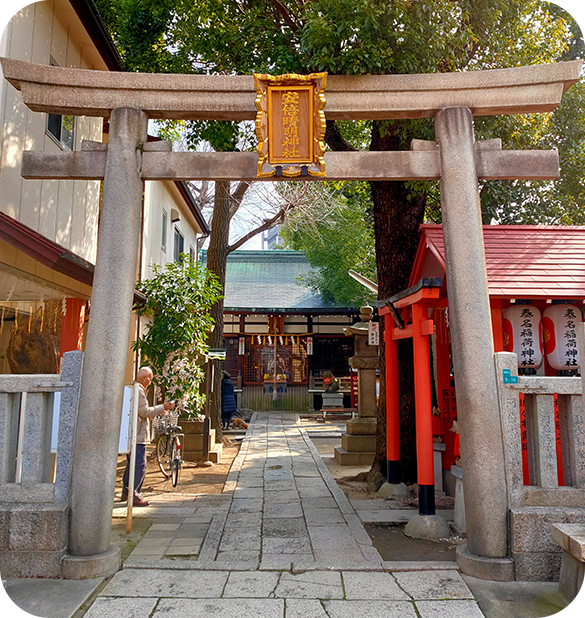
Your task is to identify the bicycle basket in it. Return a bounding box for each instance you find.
[152,416,168,434]
[152,411,179,434]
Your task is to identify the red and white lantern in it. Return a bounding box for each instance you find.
[503,305,543,369]
[543,304,581,370]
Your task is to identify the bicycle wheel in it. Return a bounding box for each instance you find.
[170,438,180,487]
[156,434,172,478]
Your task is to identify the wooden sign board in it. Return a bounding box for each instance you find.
[254,72,327,178]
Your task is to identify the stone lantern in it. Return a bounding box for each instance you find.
[334,306,379,465]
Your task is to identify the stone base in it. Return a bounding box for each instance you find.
[62,544,121,579]
[404,514,450,541]
[341,432,376,452]
[0,503,68,578]
[509,506,585,581]
[322,393,344,407]
[333,447,374,466]
[558,551,585,603]
[346,417,377,435]
[377,482,411,499]
[457,544,514,581]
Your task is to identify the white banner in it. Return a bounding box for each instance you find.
[368,321,380,346]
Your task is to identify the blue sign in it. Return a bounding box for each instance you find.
[502,368,519,384]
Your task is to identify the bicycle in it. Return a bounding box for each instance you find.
[153,411,184,487]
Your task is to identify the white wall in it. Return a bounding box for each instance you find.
[0,1,105,265]
[141,180,202,279]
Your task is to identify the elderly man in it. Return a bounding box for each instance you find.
[121,366,172,507]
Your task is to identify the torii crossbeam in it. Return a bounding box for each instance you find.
[1,57,581,581]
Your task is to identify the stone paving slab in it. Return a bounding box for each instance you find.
[342,571,410,600]
[3,576,104,618]
[323,599,418,618]
[101,568,228,598]
[155,598,284,617]
[223,571,280,597]
[392,570,475,600]
[383,560,459,571]
[274,571,344,599]
[82,596,157,618]
[415,599,486,618]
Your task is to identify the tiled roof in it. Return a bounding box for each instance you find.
[199,250,354,312]
[421,224,585,299]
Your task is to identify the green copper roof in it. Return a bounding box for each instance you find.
[199,250,354,313]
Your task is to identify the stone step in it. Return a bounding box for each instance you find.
[333,446,375,466]
[183,431,223,463]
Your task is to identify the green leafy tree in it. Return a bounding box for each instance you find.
[280,181,376,306]
[133,256,223,417]
[96,0,583,487]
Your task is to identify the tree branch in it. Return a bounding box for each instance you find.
[325,120,357,152]
[229,181,252,219]
[228,207,287,253]
[270,0,302,33]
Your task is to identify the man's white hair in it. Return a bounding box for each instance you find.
[136,367,153,380]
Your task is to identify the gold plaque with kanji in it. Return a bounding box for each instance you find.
[254,72,327,178]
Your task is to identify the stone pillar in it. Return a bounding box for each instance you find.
[435,107,512,580]
[334,306,379,465]
[64,108,147,578]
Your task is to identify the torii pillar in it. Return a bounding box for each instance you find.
[436,107,513,579]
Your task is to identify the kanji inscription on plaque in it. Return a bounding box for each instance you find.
[254,72,327,178]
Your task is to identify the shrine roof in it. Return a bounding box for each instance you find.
[416,224,585,300]
[199,250,356,313]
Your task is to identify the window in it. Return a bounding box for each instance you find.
[161,210,168,252]
[46,59,75,150]
[312,337,354,377]
[173,227,184,262]
[189,245,195,263]
[243,337,308,385]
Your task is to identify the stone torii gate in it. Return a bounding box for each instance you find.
[1,57,581,580]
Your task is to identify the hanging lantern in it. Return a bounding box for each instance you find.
[503,305,543,369]
[543,304,582,370]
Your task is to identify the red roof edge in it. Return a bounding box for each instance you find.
[0,211,94,287]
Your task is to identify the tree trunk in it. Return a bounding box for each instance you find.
[205,180,232,441]
[367,121,427,490]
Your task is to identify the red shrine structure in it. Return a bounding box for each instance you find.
[379,225,585,515]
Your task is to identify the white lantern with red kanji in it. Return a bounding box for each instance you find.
[543,304,582,370]
[503,305,543,369]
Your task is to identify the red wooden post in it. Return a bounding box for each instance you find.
[384,313,401,483]
[60,297,85,358]
[412,302,435,515]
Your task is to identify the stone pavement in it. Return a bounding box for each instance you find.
[77,411,486,617]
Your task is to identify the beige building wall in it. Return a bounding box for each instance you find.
[0,1,106,265]
[141,180,203,279]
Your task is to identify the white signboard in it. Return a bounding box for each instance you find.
[306,336,313,355]
[50,385,133,454]
[368,321,380,346]
[239,336,246,355]
[118,385,133,453]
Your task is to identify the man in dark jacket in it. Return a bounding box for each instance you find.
[221,371,237,429]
